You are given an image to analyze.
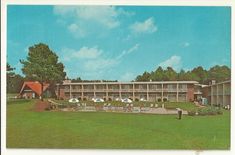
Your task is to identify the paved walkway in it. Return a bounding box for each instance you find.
[59,106,188,115]
[49,100,188,115]
[142,107,188,115]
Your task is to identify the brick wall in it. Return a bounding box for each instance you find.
[187,84,194,102]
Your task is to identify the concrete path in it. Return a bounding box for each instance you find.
[49,100,188,115]
[59,106,188,115]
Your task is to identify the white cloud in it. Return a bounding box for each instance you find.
[130,17,157,34]
[54,6,134,38]
[182,42,190,47]
[61,46,102,60]
[158,55,182,71]
[74,46,102,59]
[59,44,139,78]
[122,34,131,41]
[119,72,135,82]
[84,58,118,71]
[67,23,86,37]
[117,44,139,59]
[74,6,120,29]
[53,6,77,16]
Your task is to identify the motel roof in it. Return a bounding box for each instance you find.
[60,81,199,85]
[19,81,50,96]
[204,80,231,87]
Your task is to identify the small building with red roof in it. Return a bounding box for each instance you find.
[19,81,50,99]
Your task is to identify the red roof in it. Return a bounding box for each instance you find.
[20,81,50,96]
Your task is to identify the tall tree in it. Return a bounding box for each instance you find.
[20,43,66,100]
[7,63,15,72]
[7,63,24,93]
[152,66,164,81]
[71,77,82,82]
[208,65,230,82]
[191,66,208,83]
[164,67,177,81]
[135,71,151,81]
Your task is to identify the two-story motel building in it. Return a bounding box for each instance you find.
[202,80,231,106]
[56,80,200,102]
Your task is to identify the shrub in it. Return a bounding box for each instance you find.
[163,98,167,102]
[157,98,161,102]
[188,110,196,116]
[188,109,197,116]
[45,107,51,111]
[135,98,139,102]
[197,107,223,116]
[217,110,223,115]
[198,109,207,116]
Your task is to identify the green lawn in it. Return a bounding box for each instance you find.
[7,99,230,149]
[164,102,199,111]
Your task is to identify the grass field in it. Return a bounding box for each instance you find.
[7,99,230,149]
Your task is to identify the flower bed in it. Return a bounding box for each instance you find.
[188,107,223,116]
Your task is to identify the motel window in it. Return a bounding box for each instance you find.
[122,85,132,89]
[137,85,147,89]
[149,85,157,89]
[167,84,176,89]
[96,85,105,89]
[149,85,161,89]
[179,84,187,89]
[84,85,94,89]
[108,85,119,89]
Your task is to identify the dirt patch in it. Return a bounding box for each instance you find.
[34,100,50,112]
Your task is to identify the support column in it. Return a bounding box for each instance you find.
[211,86,213,106]
[216,85,219,105]
[69,84,72,99]
[132,83,135,101]
[176,83,179,102]
[161,83,163,102]
[222,83,225,107]
[106,84,108,101]
[119,83,121,99]
[94,84,96,98]
[147,84,149,101]
[57,85,60,99]
[81,84,84,100]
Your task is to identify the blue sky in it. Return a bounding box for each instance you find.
[7,5,231,81]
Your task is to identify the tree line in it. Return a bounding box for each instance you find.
[135,66,230,84]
